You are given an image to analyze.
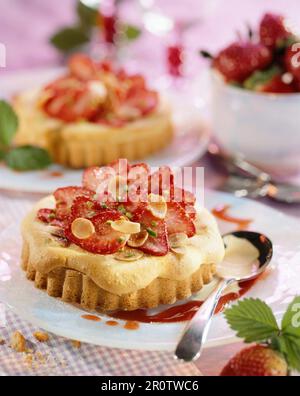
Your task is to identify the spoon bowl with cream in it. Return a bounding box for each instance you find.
[175,231,273,362]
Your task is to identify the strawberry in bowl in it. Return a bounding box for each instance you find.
[21,159,225,312]
[13,55,173,169]
[202,13,300,175]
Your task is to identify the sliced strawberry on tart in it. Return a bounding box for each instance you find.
[13,55,173,169]
[21,159,224,312]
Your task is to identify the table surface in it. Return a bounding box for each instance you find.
[0,0,300,376]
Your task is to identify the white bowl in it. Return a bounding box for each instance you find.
[211,71,300,176]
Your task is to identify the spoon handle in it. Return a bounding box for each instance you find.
[174,278,234,362]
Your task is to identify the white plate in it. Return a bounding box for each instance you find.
[0,190,299,351]
[0,68,210,194]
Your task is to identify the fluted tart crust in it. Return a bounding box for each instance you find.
[21,196,224,312]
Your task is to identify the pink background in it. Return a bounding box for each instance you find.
[1,0,300,72]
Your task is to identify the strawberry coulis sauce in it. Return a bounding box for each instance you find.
[81,314,101,322]
[46,171,64,178]
[212,205,253,230]
[106,320,119,327]
[109,278,258,324]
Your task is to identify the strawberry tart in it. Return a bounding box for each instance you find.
[13,55,173,168]
[21,159,224,312]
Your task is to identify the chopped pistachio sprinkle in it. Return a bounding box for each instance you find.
[117,205,126,214]
[125,252,135,258]
[126,211,133,219]
[86,201,94,209]
[146,228,157,238]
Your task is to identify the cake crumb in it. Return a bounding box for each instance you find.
[0,337,5,345]
[36,351,47,364]
[33,331,49,343]
[23,353,33,367]
[71,340,81,349]
[10,331,27,352]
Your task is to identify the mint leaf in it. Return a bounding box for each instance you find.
[224,298,279,343]
[281,296,300,338]
[77,0,98,32]
[0,149,5,161]
[5,146,52,171]
[123,24,141,41]
[50,26,89,52]
[0,100,19,147]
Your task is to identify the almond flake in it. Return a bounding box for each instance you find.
[71,218,95,239]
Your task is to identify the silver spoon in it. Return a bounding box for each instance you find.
[174,231,273,362]
[208,144,300,204]
[223,176,300,204]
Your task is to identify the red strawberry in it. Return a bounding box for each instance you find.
[108,158,130,177]
[134,209,169,256]
[149,166,175,197]
[122,89,158,117]
[54,187,94,219]
[259,74,296,93]
[259,13,291,49]
[37,208,68,228]
[284,45,300,83]
[70,196,105,220]
[65,210,126,255]
[220,345,288,376]
[118,200,147,219]
[82,166,115,192]
[128,163,150,182]
[214,42,272,83]
[165,202,196,237]
[68,54,97,81]
[37,208,56,224]
[171,187,196,205]
[100,13,117,44]
[43,77,101,122]
[127,163,150,202]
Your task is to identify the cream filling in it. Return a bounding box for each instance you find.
[22,196,225,295]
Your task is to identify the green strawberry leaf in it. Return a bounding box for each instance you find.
[273,334,300,372]
[243,66,281,91]
[50,26,90,52]
[77,0,98,32]
[284,335,300,371]
[224,298,279,343]
[0,100,19,147]
[281,296,300,338]
[5,146,52,171]
[123,24,141,41]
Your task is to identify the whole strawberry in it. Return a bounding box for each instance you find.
[220,345,288,376]
[284,45,300,82]
[259,13,291,49]
[243,66,296,93]
[221,297,300,377]
[213,42,272,83]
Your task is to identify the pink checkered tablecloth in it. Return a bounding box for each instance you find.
[0,193,201,376]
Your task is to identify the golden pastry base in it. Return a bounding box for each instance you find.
[21,242,216,312]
